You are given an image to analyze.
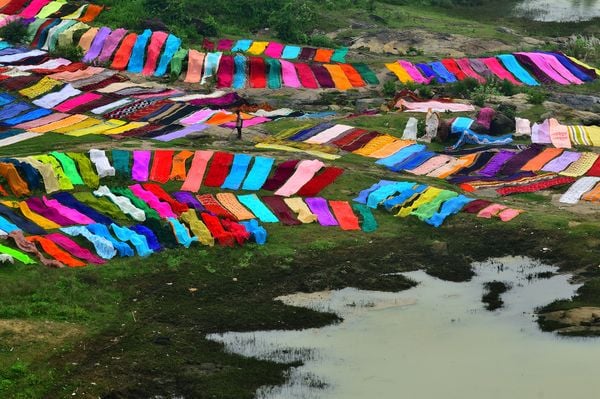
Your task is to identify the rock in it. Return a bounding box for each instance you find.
[356,98,385,112]
[490,113,515,135]
[551,93,600,112]
[496,26,516,35]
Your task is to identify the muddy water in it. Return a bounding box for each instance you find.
[516,0,600,21]
[208,257,600,399]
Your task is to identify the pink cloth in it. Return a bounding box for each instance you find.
[517,53,569,85]
[142,31,169,76]
[98,28,128,63]
[45,233,106,264]
[129,184,176,218]
[42,196,95,224]
[132,150,151,181]
[407,155,453,175]
[280,60,302,88]
[15,113,69,129]
[180,150,214,192]
[222,117,270,128]
[398,61,430,84]
[180,109,216,125]
[548,118,572,149]
[498,208,523,222]
[275,159,325,197]
[396,99,475,113]
[455,58,486,83]
[477,204,507,219]
[54,92,102,112]
[537,53,583,85]
[481,58,521,85]
[532,119,552,144]
[19,0,51,18]
[264,42,285,58]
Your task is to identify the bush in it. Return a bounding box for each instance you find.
[562,35,600,64]
[50,44,84,62]
[0,20,29,44]
[445,77,480,98]
[525,88,549,105]
[382,79,399,97]
[469,82,501,107]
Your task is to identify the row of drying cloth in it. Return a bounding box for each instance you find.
[275,122,600,204]
[0,0,102,22]
[355,180,523,228]
[201,38,348,63]
[0,149,345,198]
[386,52,599,86]
[0,186,372,267]
[14,16,379,89]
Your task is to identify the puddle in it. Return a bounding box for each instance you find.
[516,0,600,21]
[208,257,600,399]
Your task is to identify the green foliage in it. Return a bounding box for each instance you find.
[469,81,501,107]
[382,79,399,97]
[561,35,600,64]
[49,44,84,62]
[269,1,317,43]
[308,34,337,48]
[524,88,549,105]
[0,20,29,44]
[445,77,480,98]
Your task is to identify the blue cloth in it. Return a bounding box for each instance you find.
[389,151,435,172]
[131,224,162,252]
[289,122,334,141]
[0,129,23,140]
[0,203,45,235]
[0,158,41,190]
[231,39,253,52]
[127,29,152,73]
[0,93,14,107]
[154,34,182,77]
[1,107,52,126]
[241,156,275,191]
[0,102,32,121]
[353,180,397,204]
[167,217,197,248]
[448,131,513,151]
[237,195,279,223]
[376,144,427,168]
[497,54,539,86]
[429,61,457,83]
[221,154,252,190]
[451,117,475,135]
[232,55,247,89]
[281,45,301,59]
[416,63,437,80]
[60,226,117,260]
[366,182,415,209]
[111,223,152,256]
[52,192,113,225]
[426,195,474,227]
[240,219,267,245]
[87,223,134,257]
[0,41,10,50]
[546,52,593,82]
[383,184,428,211]
[0,215,19,233]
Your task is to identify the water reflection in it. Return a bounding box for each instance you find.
[517,0,600,21]
[209,257,600,399]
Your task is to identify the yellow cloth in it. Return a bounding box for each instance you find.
[62,4,87,19]
[385,62,413,83]
[567,56,600,76]
[64,119,126,136]
[29,114,88,133]
[323,64,353,91]
[102,121,148,135]
[254,143,341,160]
[19,156,60,193]
[428,154,478,179]
[215,193,255,221]
[34,155,74,190]
[396,187,442,217]
[19,77,62,99]
[368,140,415,159]
[585,126,600,146]
[353,135,397,157]
[53,118,102,134]
[284,197,317,223]
[18,202,61,229]
[57,21,87,48]
[180,210,214,247]
[560,152,599,177]
[247,41,269,55]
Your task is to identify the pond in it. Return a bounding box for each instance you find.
[208,257,600,399]
[516,0,600,22]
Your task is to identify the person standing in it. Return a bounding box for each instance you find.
[235,109,243,140]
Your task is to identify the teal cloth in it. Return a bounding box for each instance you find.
[167,217,197,248]
[367,182,416,209]
[47,20,77,52]
[87,223,134,257]
[154,34,182,77]
[128,29,152,73]
[232,55,247,89]
[426,195,473,228]
[111,223,152,256]
[281,45,301,59]
[497,54,539,86]
[50,152,84,185]
[0,41,10,50]
[112,150,130,176]
[330,47,348,63]
[241,156,274,191]
[240,220,267,245]
[352,204,378,233]
[237,195,279,223]
[221,154,252,190]
[231,39,252,52]
[0,216,19,233]
[266,58,282,89]
[60,226,117,260]
[353,63,380,85]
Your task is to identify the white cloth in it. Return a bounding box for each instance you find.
[16,58,71,71]
[402,117,419,140]
[253,108,295,117]
[2,68,31,77]
[559,177,600,204]
[0,254,14,264]
[170,90,227,102]
[305,124,354,144]
[91,98,133,115]
[88,149,116,177]
[515,117,532,137]
[0,132,41,147]
[94,185,146,222]
[32,84,81,109]
[420,110,439,143]
[0,49,46,63]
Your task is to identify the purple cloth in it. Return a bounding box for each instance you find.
[305,197,338,226]
[173,192,206,212]
[310,64,335,88]
[468,59,493,78]
[477,151,517,177]
[153,124,208,142]
[188,93,243,109]
[83,27,112,63]
[97,28,128,63]
[500,144,545,176]
[513,53,555,85]
[541,151,582,173]
[132,150,151,181]
[26,197,77,226]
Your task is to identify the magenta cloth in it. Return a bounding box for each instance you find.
[19,0,51,18]
[45,233,106,264]
[476,107,495,130]
[481,57,521,85]
[98,28,128,63]
[222,117,270,128]
[305,197,339,226]
[132,150,151,181]
[142,31,168,76]
[541,151,582,173]
[42,196,95,225]
[153,124,208,142]
[217,39,234,51]
[455,58,486,83]
[83,27,112,63]
[398,61,430,84]
[189,92,242,108]
[180,109,215,125]
[26,197,77,226]
[295,63,319,89]
[216,55,234,88]
[516,53,569,85]
[129,184,176,218]
[280,59,302,88]
[537,52,583,84]
[133,90,183,99]
[264,42,284,58]
[54,92,102,112]
[477,151,517,177]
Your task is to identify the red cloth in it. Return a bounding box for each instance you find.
[496,176,577,196]
[262,196,301,225]
[2,0,28,14]
[295,63,319,89]
[197,194,236,220]
[148,150,174,184]
[142,31,168,76]
[111,33,138,71]
[297,167,344,197]
[202,38,215,51]
[217,39,234,51]
[200,213,235,247]
[329,200,360,231]
[339,131,381,152]
[141,183,189,214]
[442,59,468,80]
[331,129,367,148]
[216,55,234,88]
[249,57,266,88]
[586,157,600,177]
[203,152,234,187]
[462,199,492,214]
[221,219,250,245]
[262,160,299,191]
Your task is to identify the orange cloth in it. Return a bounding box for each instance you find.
[313,49,334,63]
[339,64,366,87]
[368,140,415,159]
[170,150,194,180]
[111,33,138,71]
[323,64,353,90]
[78,4,104,23]
[53,118,102,133]
[353,135,397,157]
[434,154,478,179]
[582,183,600,202]
[184,50,205,83]
[521,148,565,172]
[27,236,86,267]
[29,115,88,133]
[0,163,30,197]
[78,27,99,52]
[0,0,12,8]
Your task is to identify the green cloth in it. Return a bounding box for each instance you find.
[67,152,99,189]
[36,0,67,19]
[352,203,378,233]
[48,20,78,52]
[411,191,458,221]
[170,48,188,79]
[110,187,161,221]
[27,18,49,43]
[72,192,130,223]
[266,58,282,89]
[331,47,348,63]
[50,152,84,186]
[0,244,35,264]
[111,150,130,176]
[34,155,74,190]
[353,63,380,85]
